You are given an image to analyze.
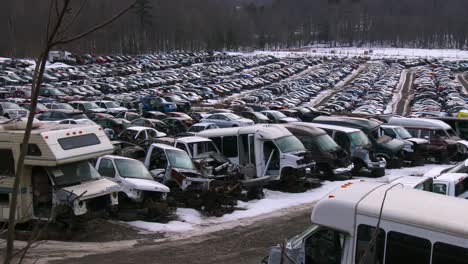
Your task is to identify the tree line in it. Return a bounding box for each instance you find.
[1,0,468,58]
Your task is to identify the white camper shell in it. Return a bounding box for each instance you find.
[197,124,314,182]
[268,182,468,264]
[0,121,119,223]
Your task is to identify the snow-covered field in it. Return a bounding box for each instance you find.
[231,47,468,60]
[127,164,452,234]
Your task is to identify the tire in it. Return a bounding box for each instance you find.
[371,168,386,177]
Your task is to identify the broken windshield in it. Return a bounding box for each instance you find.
[115,159,154,180]
[49,161,101,187]
[166,149,196,170]
[275,136,306,153]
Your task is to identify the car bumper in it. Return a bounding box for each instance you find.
[333,164,354,175]
[367,158,387,169]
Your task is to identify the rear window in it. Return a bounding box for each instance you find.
[58,134,101,150]
[455,178,468,197]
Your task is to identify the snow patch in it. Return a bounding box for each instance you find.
[127,165,455,234]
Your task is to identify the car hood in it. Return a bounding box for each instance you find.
[280,117,300,123]
[88,108,107,113]
[406,138,429,145]
[124,178,170,193]
[62,178,120,200]
[108,107,128,112]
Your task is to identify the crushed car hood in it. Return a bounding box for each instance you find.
[125,178,170,193]
[407,138,429,145]
[62,178,120,200]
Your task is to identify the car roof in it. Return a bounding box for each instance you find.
[302,122,360,133]
[389,117,452,130]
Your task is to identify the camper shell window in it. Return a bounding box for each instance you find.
[58,134,100,150]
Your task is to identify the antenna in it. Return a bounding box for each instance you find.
[359,183,403,264]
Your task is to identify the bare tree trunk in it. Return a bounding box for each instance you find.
[4,1,136,263]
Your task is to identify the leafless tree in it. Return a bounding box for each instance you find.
[3,1,137,263]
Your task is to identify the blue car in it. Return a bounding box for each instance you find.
[141,96,177,113]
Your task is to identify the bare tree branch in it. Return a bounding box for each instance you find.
[52,0,137,46]
[58,0,89,37]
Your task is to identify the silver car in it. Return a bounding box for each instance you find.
[200,113,254,128]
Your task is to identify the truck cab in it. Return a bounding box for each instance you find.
[0,120,120,223]
[312,116,405,169]
[197,124,314,183]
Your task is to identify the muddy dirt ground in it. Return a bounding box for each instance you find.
[53,205,314,264]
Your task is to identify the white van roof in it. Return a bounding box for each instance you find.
[388,117,451,130]
[298,122,360,134]
[312,182,468,238]
[197,124,291,140]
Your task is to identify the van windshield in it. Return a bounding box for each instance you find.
[313,134,340,152]
[49,161,101,187]
[167,149,196,170]
[114,159,153,180]
[275,136,306,153]
[349,131,370,147]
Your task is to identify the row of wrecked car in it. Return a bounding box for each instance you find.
[410,65,468,117]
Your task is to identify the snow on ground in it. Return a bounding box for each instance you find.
[233,47,468,61]
[384,69,407,114]
[127,164,453,234]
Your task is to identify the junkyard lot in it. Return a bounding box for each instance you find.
[45,204,314,264]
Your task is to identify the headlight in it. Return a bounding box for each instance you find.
[457,144,467,153]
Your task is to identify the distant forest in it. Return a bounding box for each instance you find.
[1,0,468,57]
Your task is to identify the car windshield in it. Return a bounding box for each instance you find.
[313,134,340,152]
[395,127,413,139]
[48,161,101,187]
[105,101,121,108]
[166,149,196,170]
[1,102,22,109]
[269,111,287,119]
[83,102,100,109]
[56,103,74,110]
[69,113,88,119]
[224,113,241,120]
[275,136,306,153]
[188,125,207,133]
[49,88,65,96]
[349,131,370,147]
[114,159,153,180]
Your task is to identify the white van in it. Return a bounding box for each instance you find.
[197,124,314,182]
[267,182,468,263]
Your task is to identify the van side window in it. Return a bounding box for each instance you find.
[355,225,385,264]
[455,178,468,197]
[385,231,431,264]
[223,136,238,158]
[432,242,468,264]
[305,228,344,264]
[0,149,15,176]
